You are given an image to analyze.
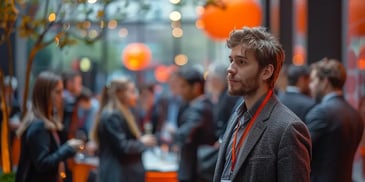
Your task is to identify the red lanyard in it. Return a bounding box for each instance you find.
[231,90,273,172]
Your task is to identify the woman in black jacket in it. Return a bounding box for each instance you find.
[15,71,83,182]
[90,77,156,182]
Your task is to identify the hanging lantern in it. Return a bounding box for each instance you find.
[349,0,365,36]
[154,65,178,83]
[293,45,306,66]
[198,0,262,41]
[154,65,170,83]
[122,43,151,71]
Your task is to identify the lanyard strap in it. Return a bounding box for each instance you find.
[231,90,273,172]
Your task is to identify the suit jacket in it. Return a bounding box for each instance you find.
[15,120,76,182]
[213,95,311,182]
[176,96,216,182]
[305,94,364,182]
[214,89,240,139]
[278,91,315,121]
[97,110,146,182]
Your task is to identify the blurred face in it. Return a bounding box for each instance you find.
[227,45,261,96]
[68,75,82,96]
[177,77,194,102]
[119,82,138,107]
[298,75,311,96]
[168,74,180,96]
[139,89,154,107]
[205,74,219,95]
[78,99,91,110]
[309,70,325,102]
[51,80,64,112]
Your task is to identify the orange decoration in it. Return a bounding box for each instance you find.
[296,0,307,35]
[358,47,365,70]
[122,43,151,71]
[154,65,170,83]
[293,45,306,66]
[199,0,262,41]
[349,0,365,36]
[154,65,177,83]
[270,1,279,37]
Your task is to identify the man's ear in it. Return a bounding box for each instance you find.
[261,64,274,81]
[322,77,331,90]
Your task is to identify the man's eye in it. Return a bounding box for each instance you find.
[237,60,245,65]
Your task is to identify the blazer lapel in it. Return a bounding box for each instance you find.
[231,97,278,180]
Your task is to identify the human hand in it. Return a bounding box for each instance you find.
[213,141,221,148]
[140,134,157,147]
[67,139,84,151]
[85,141,98,156]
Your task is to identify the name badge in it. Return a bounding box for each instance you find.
[221,180,231,182]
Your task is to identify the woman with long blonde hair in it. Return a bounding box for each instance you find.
[90,76,156,182]
[15,71,83,182]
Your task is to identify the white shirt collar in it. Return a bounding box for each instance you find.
[321,91,343,103]
[286,86,300,93]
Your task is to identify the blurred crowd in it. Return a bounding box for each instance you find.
[1,31,365,182]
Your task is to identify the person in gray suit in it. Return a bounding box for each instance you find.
[278,65,316,121]
[305,58,364,182]
[213,26,312,182]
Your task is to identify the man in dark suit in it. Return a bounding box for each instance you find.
[174,66,216,182]
[213,26,311,182]
[305,58,364,182]
[278,65,316,121]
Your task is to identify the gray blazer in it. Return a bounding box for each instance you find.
[213,95,311,182]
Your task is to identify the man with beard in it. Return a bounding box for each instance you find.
[305,58,363,182]
[213,26,311,182]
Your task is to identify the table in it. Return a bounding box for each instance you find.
[73,148,178,182]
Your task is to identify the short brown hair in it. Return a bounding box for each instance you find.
[310,58,346,89]
[227,26,285,88]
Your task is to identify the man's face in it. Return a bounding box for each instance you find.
[309,70,324,102]
[68,75,82,96]
[78,99,92,110]
[298,75,311,96]
[227,45,261,97]
[177,77,194,102]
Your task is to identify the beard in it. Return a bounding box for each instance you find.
[228,73,260,97]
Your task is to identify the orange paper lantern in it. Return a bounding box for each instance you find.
[122,43,151,71]
[199,0,262,41]
[293,45,306,66]
[349,0,365,36]
[154,65,177,83]
[154,65,170,83]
